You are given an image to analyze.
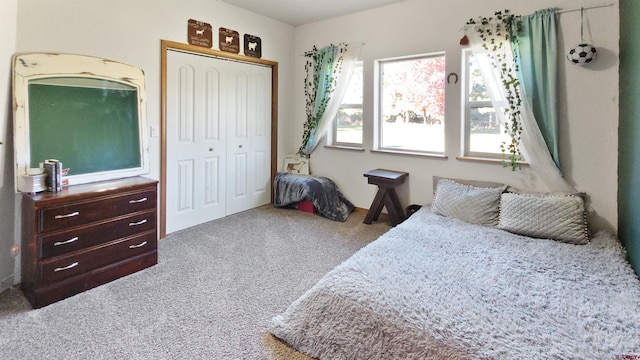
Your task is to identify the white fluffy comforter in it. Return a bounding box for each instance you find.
[270,207,640,359]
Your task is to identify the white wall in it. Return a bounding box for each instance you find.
[0,0,19,294]
[4,0,295,286]
[15,0,295,183]
[293,0,619,233]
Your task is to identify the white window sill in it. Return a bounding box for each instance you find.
[456,155,529,167]
[324,144,365,152]
[371,149,448,159]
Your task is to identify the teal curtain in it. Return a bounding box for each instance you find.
[299,45,341,156]
[512,8,560,167]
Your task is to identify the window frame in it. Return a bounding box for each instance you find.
[461,49,509,160]
[374,52,446,156]
[330,61,363,148]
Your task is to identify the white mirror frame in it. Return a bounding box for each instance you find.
[13,53,149,192]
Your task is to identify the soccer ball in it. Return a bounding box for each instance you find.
[567,43,597,65]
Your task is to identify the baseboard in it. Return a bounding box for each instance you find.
[0,274,16,294]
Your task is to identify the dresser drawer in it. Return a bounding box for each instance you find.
[39,210,156,259]
[39,189,156,233]
[38,231,156,284]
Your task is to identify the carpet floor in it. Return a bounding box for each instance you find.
[0,205,391,359]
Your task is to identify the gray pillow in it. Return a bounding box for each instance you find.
[498,192,589,245]
[431,179,506,227]
[432,176,505,196]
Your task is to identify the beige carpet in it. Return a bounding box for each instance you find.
[0,205,391,359]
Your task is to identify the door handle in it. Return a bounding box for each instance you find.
[54,237,79,246]
[129,219,148,226]
[55,211,80,219]
[54,262,79,272]
[129,241,148,249]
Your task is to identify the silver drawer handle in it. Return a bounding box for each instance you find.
[54,211,80,219]
[54,237,79,246]
[129,219,148,226]
[54,262,78,272]
[129,241,147,249]
[129,197,147,204]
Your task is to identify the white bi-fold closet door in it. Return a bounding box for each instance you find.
[165,49,272,234]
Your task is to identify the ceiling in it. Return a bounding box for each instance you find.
[220,0,408,26]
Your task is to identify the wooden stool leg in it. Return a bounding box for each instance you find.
[364,187,388,224]
[385,188,406,225]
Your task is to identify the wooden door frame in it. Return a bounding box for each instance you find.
[160,40,278,238]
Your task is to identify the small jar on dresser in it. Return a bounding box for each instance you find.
[21,176,158,308]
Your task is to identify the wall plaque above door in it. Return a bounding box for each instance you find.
[244,34,262,58]
[219,27,240,54]
[187,19,212,48]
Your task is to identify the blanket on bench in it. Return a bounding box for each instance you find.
[273,172,354,222]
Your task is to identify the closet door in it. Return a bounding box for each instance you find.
[165,50,271,234]
[225,60,272,215]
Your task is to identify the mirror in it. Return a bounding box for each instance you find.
[13,53,149,192]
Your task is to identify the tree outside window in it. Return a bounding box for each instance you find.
[377,53,445,154]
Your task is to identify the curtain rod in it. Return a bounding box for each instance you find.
[300,42,365,56]
[558,2,614,14]
[459,3,614,31]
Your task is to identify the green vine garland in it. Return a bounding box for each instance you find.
[467,10,523,171]
[298,44,346,156]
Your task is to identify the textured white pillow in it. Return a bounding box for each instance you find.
[498,192,589,245]
[432,176,505,196]
[431,179,505,227]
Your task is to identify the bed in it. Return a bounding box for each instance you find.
[270,178,640,359]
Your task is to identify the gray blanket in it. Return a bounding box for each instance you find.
[270,207,640,358]
[273,172,354,222]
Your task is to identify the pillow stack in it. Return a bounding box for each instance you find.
[431,177,589,244]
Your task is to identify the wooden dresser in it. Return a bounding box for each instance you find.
[21,177,158,308]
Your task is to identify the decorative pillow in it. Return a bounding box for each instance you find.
[431,179,506,227]
[498,192,589,245]
[432,176,505,197]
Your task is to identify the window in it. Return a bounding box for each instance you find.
[462,49,510,158]
[332,62,363,147]
[376,53,445,154]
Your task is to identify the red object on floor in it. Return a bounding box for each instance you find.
[297,200,316,213]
